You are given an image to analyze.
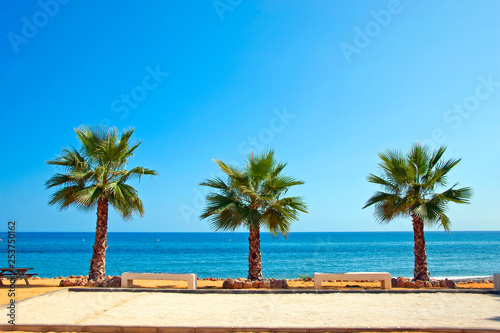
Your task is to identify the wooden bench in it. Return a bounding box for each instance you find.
[121,272,197,289]
[314,272,392,289]
[0,268,37,285]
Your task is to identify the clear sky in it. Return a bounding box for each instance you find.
[1,0,499,233]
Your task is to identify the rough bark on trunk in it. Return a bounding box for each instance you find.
[89,197,109,281]
[248,225,263,281]
[412,213,430,281]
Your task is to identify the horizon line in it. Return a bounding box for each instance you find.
[3,230,499,233]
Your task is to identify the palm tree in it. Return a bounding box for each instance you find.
[200,151,308,281]
[46,125,158,281]
[363,143,472,281]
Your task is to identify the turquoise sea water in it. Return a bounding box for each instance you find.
[3,231,499,279]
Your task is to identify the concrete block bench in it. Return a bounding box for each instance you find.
[314,272,392,289]
[121,272,197,289]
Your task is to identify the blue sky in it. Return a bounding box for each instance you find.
[1,0,499,232]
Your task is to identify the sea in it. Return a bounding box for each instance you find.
[2,231,499,279]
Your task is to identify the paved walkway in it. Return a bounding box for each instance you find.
[2,289,500,331]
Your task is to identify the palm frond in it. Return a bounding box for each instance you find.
[364,143,471,229]
[108,182,145,219]
[366,174,399,193]
[271,162,288,178]
[264,206,292,236]
[200,151,307,236]
[48,185,85,208]
[378,149,409,186]
[426,158,461,188]
[373,199,409,223]
[214,160,247,183]
[248,150,275,180]
[47,146,89,171]
[414,199,451,230]
[435,184,472,204]
[75,185,103,208]
[47,125,156,220]
[363,191,396,209]
[45,173,82,188]
[117,128,135,153]
[408,143,430,178]
[118,166,158,183]
[265,175,304,194]
[199,177,230,191]
[425,146,446,175]
[75,125,102,162]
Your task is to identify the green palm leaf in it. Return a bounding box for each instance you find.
[364,143,471,228]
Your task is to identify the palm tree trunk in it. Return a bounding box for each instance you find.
[89,197,108,281]
[412,213,430,281]
[248,225,263,281]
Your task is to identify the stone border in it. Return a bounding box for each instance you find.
[0,324,499,333]
[67,287,500,294]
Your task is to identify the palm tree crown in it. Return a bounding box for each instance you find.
[46,125,157,280]
[200,150,307,280]
[363,144,471,228]
[363,143,472,280]
[46,125,157,216]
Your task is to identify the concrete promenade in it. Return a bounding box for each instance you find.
[1,289,499,332]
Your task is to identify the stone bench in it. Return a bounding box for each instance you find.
[314,272,392,289]
[121,272,197,289]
